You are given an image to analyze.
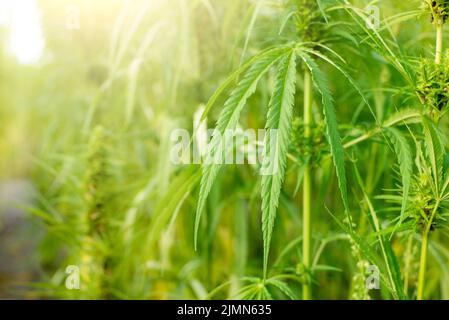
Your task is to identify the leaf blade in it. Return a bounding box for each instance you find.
[195,47,289,249]
[299,51,349,214]
[261,51,297,278]
[384,127,412,224]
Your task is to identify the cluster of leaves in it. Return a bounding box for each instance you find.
[290,117,327,165]
[407,172,448,232]
[425,0,449,24]
[195,41,356,280]
[85,126,111,236]
[292,0,327,42]
[406,120,449,233]
[6,0,449,301]
[416,54,449,117]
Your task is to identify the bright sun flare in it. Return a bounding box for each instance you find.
[0,0,45,64]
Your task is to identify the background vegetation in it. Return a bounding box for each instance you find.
[1,0,449,300]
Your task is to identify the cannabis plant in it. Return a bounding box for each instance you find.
[4,0,449,301]
[195,0,369,299]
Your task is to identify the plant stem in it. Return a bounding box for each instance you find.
[417,201,439,300]
[416,20,444,300]
[403,235,413,294]
[417,229,429,300]
[436,23,443,65]
[302,70,312,300]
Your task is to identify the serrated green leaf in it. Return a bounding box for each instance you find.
[384,127,412,223]
[383,108,422,127]
[200,46,291,121]
[423,116,445,195]
[266,279,296,299]
[298,51,349,214]
[261,51,297,278]
[352,163,406,300]
[195,47,290,249]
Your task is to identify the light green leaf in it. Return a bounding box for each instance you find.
[384,127,412,222]
[200,46,291,121]
[266,279,296,299]
[195,47,289,249]
[298,51,349,214]
[423,116,445,195]
[261,51,297,278]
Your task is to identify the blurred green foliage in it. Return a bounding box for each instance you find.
[1,0,449,300]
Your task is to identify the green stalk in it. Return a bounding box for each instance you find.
[302,70,312,300]
[417,229,430,300]
[417,200,440,300]
[403,235,413,294]
[417,21,444,300]
[436,23,443,65]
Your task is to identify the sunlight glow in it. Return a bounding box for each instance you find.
[0,0,45,65]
